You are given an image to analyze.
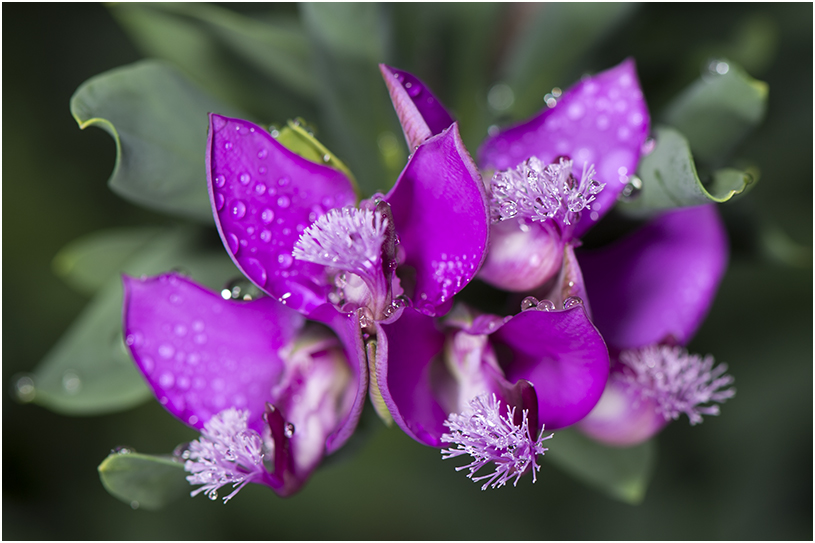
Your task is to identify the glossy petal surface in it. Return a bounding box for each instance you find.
[207,114,357,316]
[377,308,448,446]
[309,305,368,454]
[380,64,455,150]
[122,273,304,433]
[479,59,650,237]
[386,124,489,315]
[478,219,564,292]
[495,306,609,429]
[578,205,728,351]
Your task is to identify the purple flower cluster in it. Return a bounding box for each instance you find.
[122,59,734,501]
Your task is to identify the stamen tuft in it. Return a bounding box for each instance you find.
[490,157,604,227]
[293,207,388,278]
[619,345,736,425]
[441,393,553,490]
[184,408,267,503]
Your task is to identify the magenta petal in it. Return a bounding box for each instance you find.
[380,64,455,150]
[478,219,565,292]
[385,123,489,315]
[479,59,650,238]
[377,308,448,446]
[207,114,357,315]
[308,305,368,454]
[122,273,305,433]
[494,306,610,429]
[578,204,728,351]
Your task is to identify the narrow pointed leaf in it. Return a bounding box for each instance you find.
[31,229,241,415]
[546,428,655,504]
[621,126,756,214]
[98,452,188,510]
[52,227,163,295]
[71,61,245,222]
[663,61,768,163]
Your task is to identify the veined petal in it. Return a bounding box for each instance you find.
[206,114,357,316]
[578,204,728,351]
[479,58,650,238]
[494,305,610,429]
[122,273,305,434]
[385,124,489,316]
[379,64,455,150]
[375,308,448,446]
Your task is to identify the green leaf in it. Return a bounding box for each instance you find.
[546,428,655,504]
[109,3,316,123]
[52,227,163,295]
[29,228,242,415]
[275,119,358,192]
[98,451,188,510]
[500,3,638,119]
[621,126,757,214]
[663,61,768,164]
[70,60,244,222]
[300,3,405,196]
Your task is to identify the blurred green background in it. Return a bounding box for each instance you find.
[4,3,812,539]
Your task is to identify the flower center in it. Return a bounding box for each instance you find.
[618,344,736,425]
[441,393,553,490]
[183,408,268,503]
[293,206,395,319]
[490,157,604,229]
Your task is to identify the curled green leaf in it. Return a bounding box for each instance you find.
[621,126,757,214]
[545,428,655,504]
[663,60,768,164]
[98,451,188,510]
[70,60,244,222]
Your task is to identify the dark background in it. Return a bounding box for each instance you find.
[4,3,812,539]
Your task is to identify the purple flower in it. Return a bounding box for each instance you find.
[576,205,736,446]
[381,59,650,292]
[122,272,368,499]
[206,113,489,323]
[371,301,609,488]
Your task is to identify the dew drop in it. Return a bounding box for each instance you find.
[246,258,268,286]
[62,371,81,394]
[254,183,267,195]
[239,173,251,185]
[231,200,246,219]
[536,300,556,311]
[227,233,240,255]
[215,175,226,188]
[261,208,275,224]
[158,344,175,359]
[257,148,268,159]
[278,253,293,269]
[174,324,187,337]
[159,372,175,388]
[209,491,218,501]
[563,296,583,309]
[277,195,291,208]
[333,271,347,288]
[215,193,225,211]
[112,445,135,455]
[142,356,155,374]
[13,374,36,403]
[224,141,232,151]
[130,501,140,510]
[278,177,290,187]
[284,422,296,438]
[618,175,643,202]
[641,137,656,156]
[521,296,539,311]
[260,229,272,243]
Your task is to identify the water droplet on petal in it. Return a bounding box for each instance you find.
[224,141,232,151]
[159,372,175,388]
[245,258,268,286]
[257,148,268,159]
[215,175,226,188]
[278,253,293,269]
[231,200,246,219]
[536,300,556,311]
[227,233,240,255]
[254,183,267,195]
[215,193,225,210]
[277,195,291,209]
[284,422,295,438]
[521,296,539,311]
[239,173,251,185]
[260,229,272,243]
[563,296,583,309]
[62,371,81,393]
[261,208,275,224]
